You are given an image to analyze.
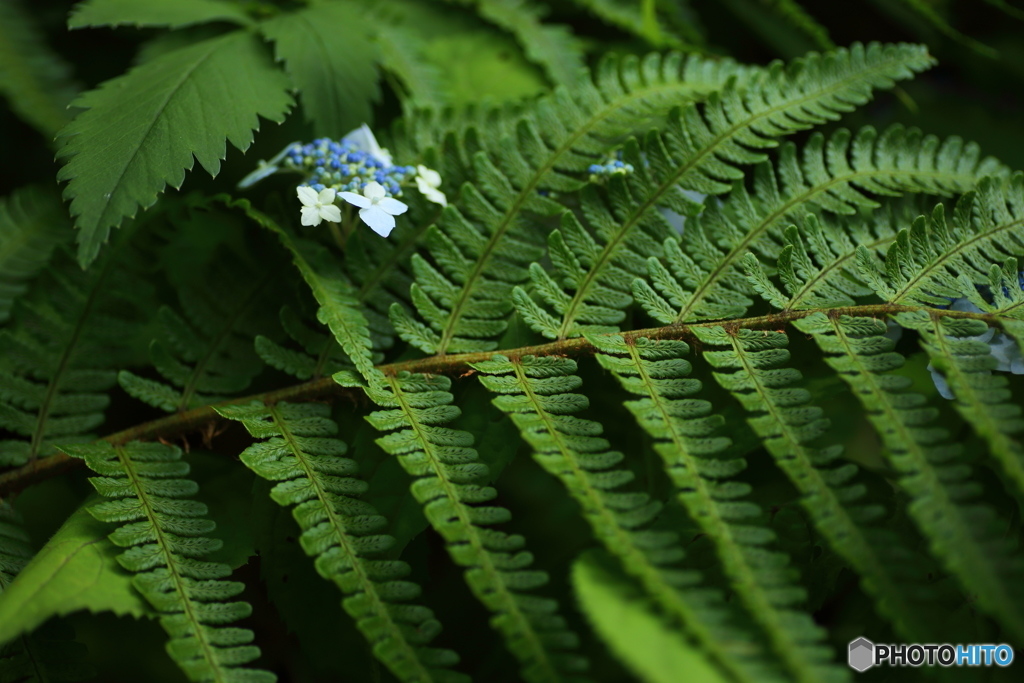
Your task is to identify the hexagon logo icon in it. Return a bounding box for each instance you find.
[848,637,875,672]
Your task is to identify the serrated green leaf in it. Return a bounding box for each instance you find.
[261,0,380,137]
[68,0,252,30]
[56,30,293,267]
[0,502,153,645]
[573,553,730,683]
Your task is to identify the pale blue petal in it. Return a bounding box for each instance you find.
[339,191,371,209]
[378,197,408,215]
[360,206,395,237]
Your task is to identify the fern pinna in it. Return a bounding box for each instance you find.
[4,2,1024,679]
[218,400,467,683]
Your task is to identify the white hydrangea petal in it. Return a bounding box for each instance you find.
[339,191,371,209]
[359,205,396,237]
[416,177,447,206]
[300,205,323,226]
[319,204,342,223]
[344,124,393,167]
[297,186,319,206]
[378,197,408,215]
[417,165,441,187]
[318,188,337,204]
[363,181,386,200]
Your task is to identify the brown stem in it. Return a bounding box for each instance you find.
[0,303,1001,498]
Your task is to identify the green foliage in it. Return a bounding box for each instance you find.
[0,0,77,138]
[363,371,587,683]
[7,2,1024,680]
[219,400,467,683]
[572,552,729,683]
[67,0,253,30]
[56,31,294,267]
[62,440,275,683]
[0,501,96,682]
[0,243,147,467]
[0,186,69,325]
[0,504,151,646]
[119,254,274,412]
[260,1,380,137]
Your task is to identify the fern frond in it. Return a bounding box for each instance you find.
[899,310,1024,503]
[0,0,77,138]
[0,186,70,325]
[693,326,947,642]
[61,441,275,683]
[794,312,1024,644]
[120,255,272,412]
[520,46,939,338]
[361,371,587,683]
[226,198,379,385]
[472,353,794,683]
[586,336,846,683]
[218,401,467,683]
[255,305,375,381]
[0,502,95,682]
[390,51,767,354]
[0,247,147,467]
[56,32,293,267]
[856,177,1024,307]
[639,124,1002,322]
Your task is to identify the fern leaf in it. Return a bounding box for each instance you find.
[521,46,938,338]
[585,336,847,683]
[900,310,1024,504]
[218,401,467,683]
[0,503,94,683]
[0,186,70,325]
[119,255,272,412]
[0,247,147,467]
[694,326,949,642]
[476,0,585,86]
[392,51,766,354]
[362,371,587,683]
[61,441,275,683]
[67,0,253,30]
[0,0,78,138]
[56,32,293,267]
[858,177,1024,307]
[261,0,380,137]
[794,312,1024,644]
[472,353,796,683]
[637,124,1003,323]
[226,198,379,386]
[254,305,371,381]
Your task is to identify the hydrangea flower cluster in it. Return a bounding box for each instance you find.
[238,124,446,238]
[926,278,1024,399]
[587,157,634,181]
[283,136,416,199]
